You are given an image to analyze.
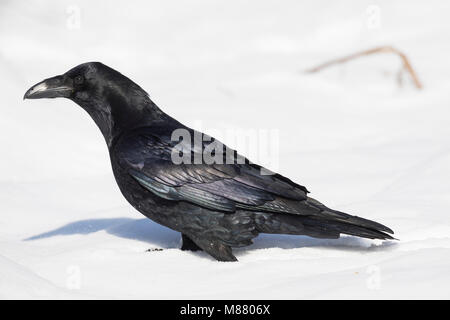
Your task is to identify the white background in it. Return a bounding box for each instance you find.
[1,0,449,298]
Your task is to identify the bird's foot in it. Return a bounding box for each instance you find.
[181,234,237,261]
[181,234,203,251]
[146,248,164,252]
[181,243,202,251]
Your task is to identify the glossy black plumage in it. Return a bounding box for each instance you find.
[24,62,394,261]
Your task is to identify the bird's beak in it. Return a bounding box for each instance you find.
[24,75,73,100]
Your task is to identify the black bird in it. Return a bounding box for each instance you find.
[24,62,394,261]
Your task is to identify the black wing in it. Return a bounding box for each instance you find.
[115,127,309,213]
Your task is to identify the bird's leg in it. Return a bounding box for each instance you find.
[181,234,203,251]
[189,237,238,262]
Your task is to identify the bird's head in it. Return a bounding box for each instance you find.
[24,62,119,101]
[24,62,167,146]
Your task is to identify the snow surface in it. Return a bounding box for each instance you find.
[1,0,450,299]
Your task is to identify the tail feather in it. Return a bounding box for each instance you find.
[301,216,395,240]
[255,197,395,241]
[304,197,394,235]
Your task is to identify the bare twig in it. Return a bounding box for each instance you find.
[305,46,423,89]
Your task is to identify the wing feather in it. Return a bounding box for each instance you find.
[117,129,309,214]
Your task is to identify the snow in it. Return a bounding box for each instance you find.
[1,0,450,299]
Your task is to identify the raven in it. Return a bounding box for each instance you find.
[24,62,394,261]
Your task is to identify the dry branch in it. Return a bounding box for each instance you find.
[305,46,423,89]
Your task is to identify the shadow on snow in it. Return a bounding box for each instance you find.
[24,217,396,253]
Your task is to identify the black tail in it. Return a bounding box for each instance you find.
[256,197,395,241]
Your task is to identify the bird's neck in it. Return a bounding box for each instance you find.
[74,93,171,148]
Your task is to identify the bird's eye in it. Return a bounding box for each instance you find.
[74,75,84,85]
